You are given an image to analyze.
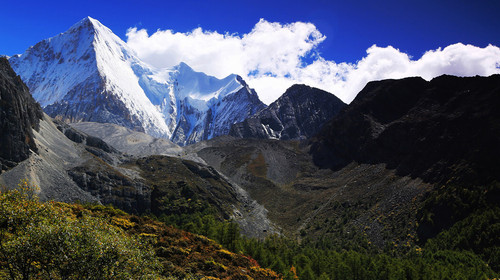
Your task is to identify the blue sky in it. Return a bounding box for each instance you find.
[1,0,500,103]
[2,0,498,62]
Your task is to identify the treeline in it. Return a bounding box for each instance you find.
[156,208,498,279]
[241,237,494,280]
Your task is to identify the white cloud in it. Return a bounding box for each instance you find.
[127,20,500,104]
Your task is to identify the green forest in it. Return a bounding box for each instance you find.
[0,180,498,279]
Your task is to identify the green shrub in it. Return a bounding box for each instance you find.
[0,180,163,279]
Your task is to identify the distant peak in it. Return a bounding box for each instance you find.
[281,84,312,97]
[287,84,311,91]
[70,16,94,29]
[276,84,345,105]
[175,62,193,71]
[67,16,109,34]
[236,75,248,87]
[85,16,101,26]
[174,62,240,82]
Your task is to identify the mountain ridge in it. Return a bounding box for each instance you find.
[230,84,346,140]
[310,74,500,185]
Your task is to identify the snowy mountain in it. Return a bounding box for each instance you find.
[9,17,265,145]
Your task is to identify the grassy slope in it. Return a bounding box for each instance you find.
[0,184,281,279]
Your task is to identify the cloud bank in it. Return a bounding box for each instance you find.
[126,19,500,104]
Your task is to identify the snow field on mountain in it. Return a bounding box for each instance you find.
[10,17,265,145]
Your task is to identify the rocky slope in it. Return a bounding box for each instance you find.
[1,114,275,236]
[0,62,127,202]
[183,136,430,248]
[70,122,182,157]
[9,17,265,145]
[0,60,275,237]
[0,57,43,171]
[230,84,346,140]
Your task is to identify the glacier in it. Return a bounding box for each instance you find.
[9,16,265,145]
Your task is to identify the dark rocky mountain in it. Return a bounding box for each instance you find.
[0,57,43,172]
[309,75,500,250]
[229,84,346,140]
[311,75,500,185]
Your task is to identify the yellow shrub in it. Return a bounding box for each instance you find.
[111,216,135,229]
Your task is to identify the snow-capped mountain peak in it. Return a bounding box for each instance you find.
[172,62,242,101]
[9,17,265,145]
[67,16,98,32]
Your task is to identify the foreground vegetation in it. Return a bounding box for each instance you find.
[0,181,279,279]
[0,180,497,279]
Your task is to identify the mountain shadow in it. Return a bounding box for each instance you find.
[311,74,500,186]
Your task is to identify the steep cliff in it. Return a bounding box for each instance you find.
[0,57,43,172]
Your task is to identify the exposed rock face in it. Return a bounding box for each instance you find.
[0,57,43,172]
[134,155,278,238]
[67,162,151,214]
[230,84,345,140]
[44,81,148,134]
[311,75,500,185]
[54,120,117,153]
